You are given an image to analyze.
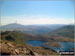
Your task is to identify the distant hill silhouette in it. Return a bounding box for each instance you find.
[0,23,65,34]
[1,23,26,31]
[47,25,74,38]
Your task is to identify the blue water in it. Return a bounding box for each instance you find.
[59,42,74,51]
[53,42,74,52]
[27,40,74,52]
[27,40,47,46]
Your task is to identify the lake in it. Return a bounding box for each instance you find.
[53,42,74,52]
[27,40,47,46]
[27,40,74,52]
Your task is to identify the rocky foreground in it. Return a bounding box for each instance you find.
[1,41,37,56]
[0,40,58,56]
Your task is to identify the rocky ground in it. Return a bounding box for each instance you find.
[0,40,58,56]
[1,41,34,56]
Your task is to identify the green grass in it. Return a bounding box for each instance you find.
[1,31,27,46]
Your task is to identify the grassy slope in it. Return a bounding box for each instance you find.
[1,31,37,46]
[47,25,74,38]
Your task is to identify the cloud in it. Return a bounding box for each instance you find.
[1,15,74,25]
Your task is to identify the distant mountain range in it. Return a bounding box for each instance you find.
[0,23,65,34]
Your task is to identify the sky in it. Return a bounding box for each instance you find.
[1,0,74,25]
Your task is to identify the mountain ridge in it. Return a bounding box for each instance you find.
[46,25,74,38]
[0,23,65,34]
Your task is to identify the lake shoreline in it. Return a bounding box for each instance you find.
[27,40,74,53]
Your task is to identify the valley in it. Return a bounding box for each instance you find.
[0,23,74,56]
[1,0,74,56]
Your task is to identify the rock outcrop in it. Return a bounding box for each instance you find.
[1,41,35,56]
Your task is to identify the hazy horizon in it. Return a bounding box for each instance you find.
[1,0,74,25]
[1,22,73,26]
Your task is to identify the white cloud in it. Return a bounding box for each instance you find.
[1,15,74,25]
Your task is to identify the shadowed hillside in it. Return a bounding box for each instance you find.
[47,25,74,38]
